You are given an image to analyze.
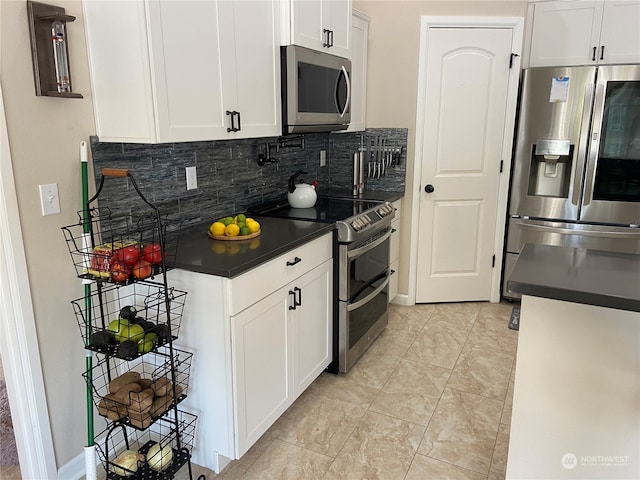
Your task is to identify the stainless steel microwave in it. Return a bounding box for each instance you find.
[281,45,351,134]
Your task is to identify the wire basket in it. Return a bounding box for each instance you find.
[84,347,193,430]
[71,282,187,360]
[61,207,181,284]
[96,409,197,479]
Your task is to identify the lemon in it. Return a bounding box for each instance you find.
[225,223,240,236]
[247,220,260,233]
[245,217,255,223]
[240,226,251,236]
[222,216,234,226]
[209,221,226,236]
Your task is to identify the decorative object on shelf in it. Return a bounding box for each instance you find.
[27,1,82,98]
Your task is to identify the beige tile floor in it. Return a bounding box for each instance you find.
[190,301,518,480]
[2,301,518,480]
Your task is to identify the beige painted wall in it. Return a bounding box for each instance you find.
[1,0,528,471]
[1,0,99,469]
[354,0,527,295]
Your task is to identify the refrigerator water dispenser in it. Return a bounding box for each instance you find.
[528,140,573,198]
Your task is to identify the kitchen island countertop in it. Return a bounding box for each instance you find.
[172,216,334,278]
[507,243,640,312]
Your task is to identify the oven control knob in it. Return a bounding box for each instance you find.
[351,219,362,231]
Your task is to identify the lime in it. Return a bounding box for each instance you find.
[225,224,240,236]
[236,213,247,223]
[240,226,251,236]
[237,221,246,230]
[222,216,234,226]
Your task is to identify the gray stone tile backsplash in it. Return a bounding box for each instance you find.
[90,128,406,228]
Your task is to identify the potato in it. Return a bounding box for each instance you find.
[151,377,171,397]
[108,371,141,394]
[128,388,154,416]
[112,382,142,406]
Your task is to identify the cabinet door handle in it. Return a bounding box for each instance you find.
[592,46,597,62]
[323,28,330,47]
[294,286,302,307]
[226,110,236,132]
[288,289,297,310]
[235,111,241,131]
[286,256,302,266]
[600,45,605,61]
[329,30,334,48]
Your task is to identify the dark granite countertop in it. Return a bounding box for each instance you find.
[173,216,334,278]
[507,243,640,312]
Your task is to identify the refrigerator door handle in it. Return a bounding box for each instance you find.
[572,81,596,207]
[514,219,640,239]
[581,82,607,207]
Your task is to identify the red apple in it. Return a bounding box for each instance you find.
[132,259,152,280]
[142,243,165,265]
[121,245,141,267]
[109,260,130,283]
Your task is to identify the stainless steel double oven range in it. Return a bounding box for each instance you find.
[251,197,395,373]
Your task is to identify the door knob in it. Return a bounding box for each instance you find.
[424,184,435,193]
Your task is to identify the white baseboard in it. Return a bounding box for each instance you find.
[391,293,413,306]
[58,449,97,480]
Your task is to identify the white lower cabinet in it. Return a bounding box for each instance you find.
[167,233,332,472]
[232,258,332,456]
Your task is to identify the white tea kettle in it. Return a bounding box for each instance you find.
[287,170,317,208]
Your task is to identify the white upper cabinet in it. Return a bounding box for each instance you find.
[84,0,281,143]
[528,0,640,67]
[345,9,369,132]
[282,0,352,58]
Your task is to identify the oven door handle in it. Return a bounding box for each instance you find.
[347,228,392,259]
[348,270,390,311]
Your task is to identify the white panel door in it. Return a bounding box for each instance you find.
[293,260,332,395]
[229,0,282,138]
[599,1,640,65]
[147,0,230,142]
[232,287,292,457]
[416,27,513,303]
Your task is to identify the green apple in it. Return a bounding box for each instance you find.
[107,318,130,342]
[137,332,157,353]
[124,323,145,343]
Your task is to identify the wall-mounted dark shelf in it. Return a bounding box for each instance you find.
[27,1,83,99]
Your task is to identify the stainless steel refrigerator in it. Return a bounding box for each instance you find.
[503,65,640,299]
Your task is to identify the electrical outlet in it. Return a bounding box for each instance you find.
[186,166,198,190]
[39,183,60,216]
[319,150,326,167]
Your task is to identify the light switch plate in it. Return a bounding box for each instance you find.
[39,183,60,216]
[186,166,197,190]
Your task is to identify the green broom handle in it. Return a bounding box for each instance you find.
[80,141,94,447]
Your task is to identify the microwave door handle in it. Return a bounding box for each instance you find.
[335,66,351,118]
